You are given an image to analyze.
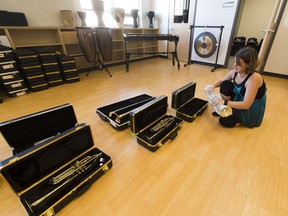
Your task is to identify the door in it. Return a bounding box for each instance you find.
[258,0,287,73]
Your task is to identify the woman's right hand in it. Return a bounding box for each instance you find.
[204,84,215,93]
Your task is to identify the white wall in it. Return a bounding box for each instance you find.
[150,0,170,52]
[264,4,288,75]
[0,0,82,26]
[237,0,275,41]
[168,0,197,62]
[0,0,168,29]
[191,0,240,66]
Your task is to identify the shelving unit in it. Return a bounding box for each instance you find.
[0,26,64,51]
[0,26,159,70]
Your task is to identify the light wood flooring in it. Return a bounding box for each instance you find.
[0,58,287,216]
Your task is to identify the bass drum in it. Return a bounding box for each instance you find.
[94,27,113,61]
[76,27,97,63]
[194,32,217,58]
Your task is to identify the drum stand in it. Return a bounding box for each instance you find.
[76,26,112,77]
[86,32,112,77]
[86,52,112,77]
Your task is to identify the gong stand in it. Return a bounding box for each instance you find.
[184,25,224,72]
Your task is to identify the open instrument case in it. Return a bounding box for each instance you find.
[171,82,208,122]
[0,103,78,155]
[129,95,183,152]
[0,123,112,216]
[96,94,155,130]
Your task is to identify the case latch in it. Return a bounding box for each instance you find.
[42,208,55,216]
[101,164,110,172]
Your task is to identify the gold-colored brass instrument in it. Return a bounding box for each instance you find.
[50,153,102,185]
[28,152,103,208]
[150,117,174,132]
[146,117,174,142]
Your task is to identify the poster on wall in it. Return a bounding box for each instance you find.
[191,0,240,66]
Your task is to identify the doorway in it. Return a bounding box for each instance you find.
[227,0,276,69]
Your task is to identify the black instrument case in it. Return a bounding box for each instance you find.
[129,95,183,152]
[171,82,208,122]
[96,94,155,130]
[0,103,78,155]
[0,123,112,216]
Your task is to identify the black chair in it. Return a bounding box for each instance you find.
[247,37,258,50]
[230,36,246,56]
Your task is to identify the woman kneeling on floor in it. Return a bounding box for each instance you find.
[206,46,267,128]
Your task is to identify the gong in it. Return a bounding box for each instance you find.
[194,32,217,58]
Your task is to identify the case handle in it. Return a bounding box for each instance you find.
[75,181,91,197]
[168,131,178,140]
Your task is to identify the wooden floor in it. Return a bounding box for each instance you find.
[0,58,287,216]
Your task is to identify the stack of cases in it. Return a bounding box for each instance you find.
[13,48,49,91]
[32,48,64,87]
[0,45,28,97]
[57,55,80,83]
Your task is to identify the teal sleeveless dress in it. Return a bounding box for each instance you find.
[232,73,267,128]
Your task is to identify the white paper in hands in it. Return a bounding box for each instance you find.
[204,85,233,117]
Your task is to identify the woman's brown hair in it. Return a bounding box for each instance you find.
[235,46,260,74]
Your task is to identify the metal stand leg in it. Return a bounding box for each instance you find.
[174,41,180,69]
[86,30,112,77]
[99,61,112,77]
[184,25,194,67]
[211,26,224,72]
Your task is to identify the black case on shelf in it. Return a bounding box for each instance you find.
[0,123,112,216]
[96,94,155,130]
[129,95,183,152]
[0,103,78,155]
[171,82,208,122]
[0,11,28,26]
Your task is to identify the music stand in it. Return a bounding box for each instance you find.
[76,27,112,77]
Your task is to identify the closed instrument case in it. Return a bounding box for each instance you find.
[96,94,155,130]
[0,123,112,216]
[129,95,183,152]
[171,82,208,122]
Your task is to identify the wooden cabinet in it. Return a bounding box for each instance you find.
[0,26,159,69]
